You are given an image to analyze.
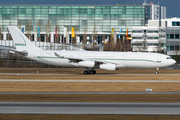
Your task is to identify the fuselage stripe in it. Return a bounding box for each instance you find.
[36,56,156,63]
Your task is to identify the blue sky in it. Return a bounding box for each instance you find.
[0,0,179,17]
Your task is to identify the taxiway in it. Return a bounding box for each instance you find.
[0,102,180,115]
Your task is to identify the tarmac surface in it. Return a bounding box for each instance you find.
[0,102,180,115]
[0,73,180,76]
[1,79,180,82]
[1,72,180,115]
[1,92,180,94]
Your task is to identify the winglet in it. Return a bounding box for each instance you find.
[54,52,64,58]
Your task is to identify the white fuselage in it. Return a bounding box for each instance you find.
[7,26,176,71]
[25,50,176,69]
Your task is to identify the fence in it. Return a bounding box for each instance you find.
[0,40,85,51]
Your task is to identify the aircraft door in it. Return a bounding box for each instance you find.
[154,55,161,67]
[156,55,161,63]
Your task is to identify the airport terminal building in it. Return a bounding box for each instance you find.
[0,3,165,43]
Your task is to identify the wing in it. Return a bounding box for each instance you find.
[54,52,118,64]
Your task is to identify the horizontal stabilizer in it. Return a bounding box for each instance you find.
[9,50,28,56]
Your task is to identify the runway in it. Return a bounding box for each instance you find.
[0,102,180,115]
[0,79,180,82]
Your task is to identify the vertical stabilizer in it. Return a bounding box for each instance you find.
[8,26,40,50]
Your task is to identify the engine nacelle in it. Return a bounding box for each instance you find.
[100,63,116,71]
[69,62,78,67]
[78,61,95,68]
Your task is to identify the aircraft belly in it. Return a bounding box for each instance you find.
[29,56,71,67]
[153,63,164,68]
[122,61,154,68]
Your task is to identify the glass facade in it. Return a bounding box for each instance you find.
[172,21,180,26]
[0,5,145,34]
[166,27,180,51]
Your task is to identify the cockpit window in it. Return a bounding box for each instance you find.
[166,57,172,59]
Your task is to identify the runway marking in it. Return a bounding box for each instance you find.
[0,79,180,82]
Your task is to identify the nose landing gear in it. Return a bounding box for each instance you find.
[155,68,159,74]
[84,68,96,75]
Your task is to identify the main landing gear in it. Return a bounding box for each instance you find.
[155,68,159,74]
[84,69,96,75]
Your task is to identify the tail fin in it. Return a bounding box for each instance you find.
[8,26,41,50]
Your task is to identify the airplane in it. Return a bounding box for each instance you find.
[8,26,176,74]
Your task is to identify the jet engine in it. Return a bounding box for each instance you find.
[78,61,95,68]
[100,63,116,71]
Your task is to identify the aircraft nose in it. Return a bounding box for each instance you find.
[172,59,176,65]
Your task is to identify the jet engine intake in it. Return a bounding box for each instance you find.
[100,63,116,71]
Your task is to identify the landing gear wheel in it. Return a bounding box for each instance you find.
[155,71,159,74]
[84,71,88,74]
[90,71,94,74]
[155,68,159,74]
[84,69,96,75]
